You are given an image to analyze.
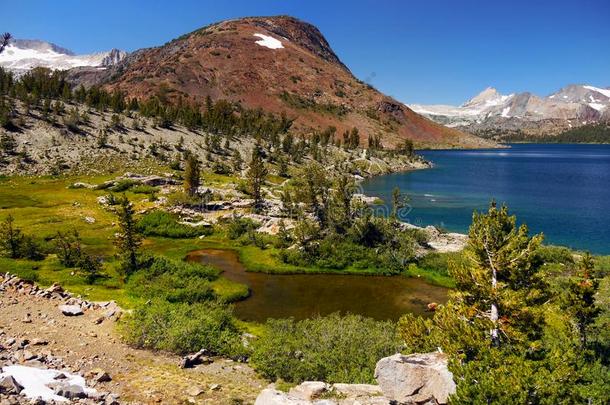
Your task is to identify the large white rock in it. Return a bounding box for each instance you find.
[254,387,312,405]
[288,381,329,400]
[255,383,390,405]
[374,353,456,404]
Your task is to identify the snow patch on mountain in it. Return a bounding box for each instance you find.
[409,84,610,129]
[0,39,126,72]
[583,85,610,99]
[253,33,284,49]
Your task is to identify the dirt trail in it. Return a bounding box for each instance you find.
[0,276,265,404]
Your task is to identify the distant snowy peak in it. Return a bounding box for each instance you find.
[408,84,610,128]
[0,39,127,72]
[462,87,513,109]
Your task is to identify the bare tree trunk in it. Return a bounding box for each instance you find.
[486,245,500,346]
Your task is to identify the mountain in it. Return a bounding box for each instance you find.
[0,39,127,72]
[409,85,610,138]
[68,16,492,149]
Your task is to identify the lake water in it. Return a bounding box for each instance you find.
[361,144,610,254]
[187,249,448,322]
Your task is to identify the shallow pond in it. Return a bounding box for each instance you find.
[187,249,448,322]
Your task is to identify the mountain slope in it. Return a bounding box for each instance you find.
[409,85,610,138]
[0,39,127,72]
[86,16,492,149]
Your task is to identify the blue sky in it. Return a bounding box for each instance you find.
[3,0,610,105]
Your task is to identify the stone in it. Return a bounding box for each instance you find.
[186,386,205,397]
[209,383,221,391]
[0,375,23,394]
[374,352,456,405]
[30,338,48,346]
[94,371,112,383]
[105,393,121,405]
[288,381,328,400]
[59,305,83,316]
[22,350,37,361]
[254,388,311,405]
[46,283,64,294]
[179,348,212,368]
[54,383,87,399]
[332,383,383,397]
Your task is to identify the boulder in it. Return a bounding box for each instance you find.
[374,353,456,404]
[0,375,23,394]
[180,348,212,369]
[54,383,87,399]
[254,388,311,405]
[288,381,328,400]
[186,385,205,397]
[332,383,383,398]
[59,305,83,316]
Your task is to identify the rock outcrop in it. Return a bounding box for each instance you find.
[374,352,456,404]
[254,352,456,405]
[254,381,389,405]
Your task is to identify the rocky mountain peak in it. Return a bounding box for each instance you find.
[462,87,502,108]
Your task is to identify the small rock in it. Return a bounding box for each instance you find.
[22,350,37,361]
[59,305,83,316]
[0,375,24,394]
[31,338,48,346]
[288,381,328,400]
[186,386,205,397]
[209,383,221,391]
[95,371,112,383]
[54,383,86,399]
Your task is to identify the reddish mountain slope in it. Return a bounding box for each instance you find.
[103,16,492,148]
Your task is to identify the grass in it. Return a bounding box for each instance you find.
[0,172,455,315]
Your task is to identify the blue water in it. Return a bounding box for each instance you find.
[361,144,610,254]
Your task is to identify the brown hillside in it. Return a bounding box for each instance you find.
[101,15,492,148]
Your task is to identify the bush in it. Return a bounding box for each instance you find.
[127,255,219,303]
[110,179,138,192]
[120,299,247,358]
[536,245,575,265]
[137,211,210,238]
[251,313,400,384]
[222,215,259,240]
[130,184,158,195]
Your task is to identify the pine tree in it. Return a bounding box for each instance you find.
[452,202,546,346]
[115,197,141,275]
[560,252,601,349]
[0,33,11,54]
[184,153,201,197]
[390,186,408,221]
[0,214,23,258]
[247,144,268,213]
[232,149,243,173]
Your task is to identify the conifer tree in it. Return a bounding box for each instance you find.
[0,33,11,54]
[247,144,268,213]
[0,214,23,258]
[183,153,201,197]
[453,202,546,346]
[390,187,408,221]
[115,197,141,275]
[560,252,600,349]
